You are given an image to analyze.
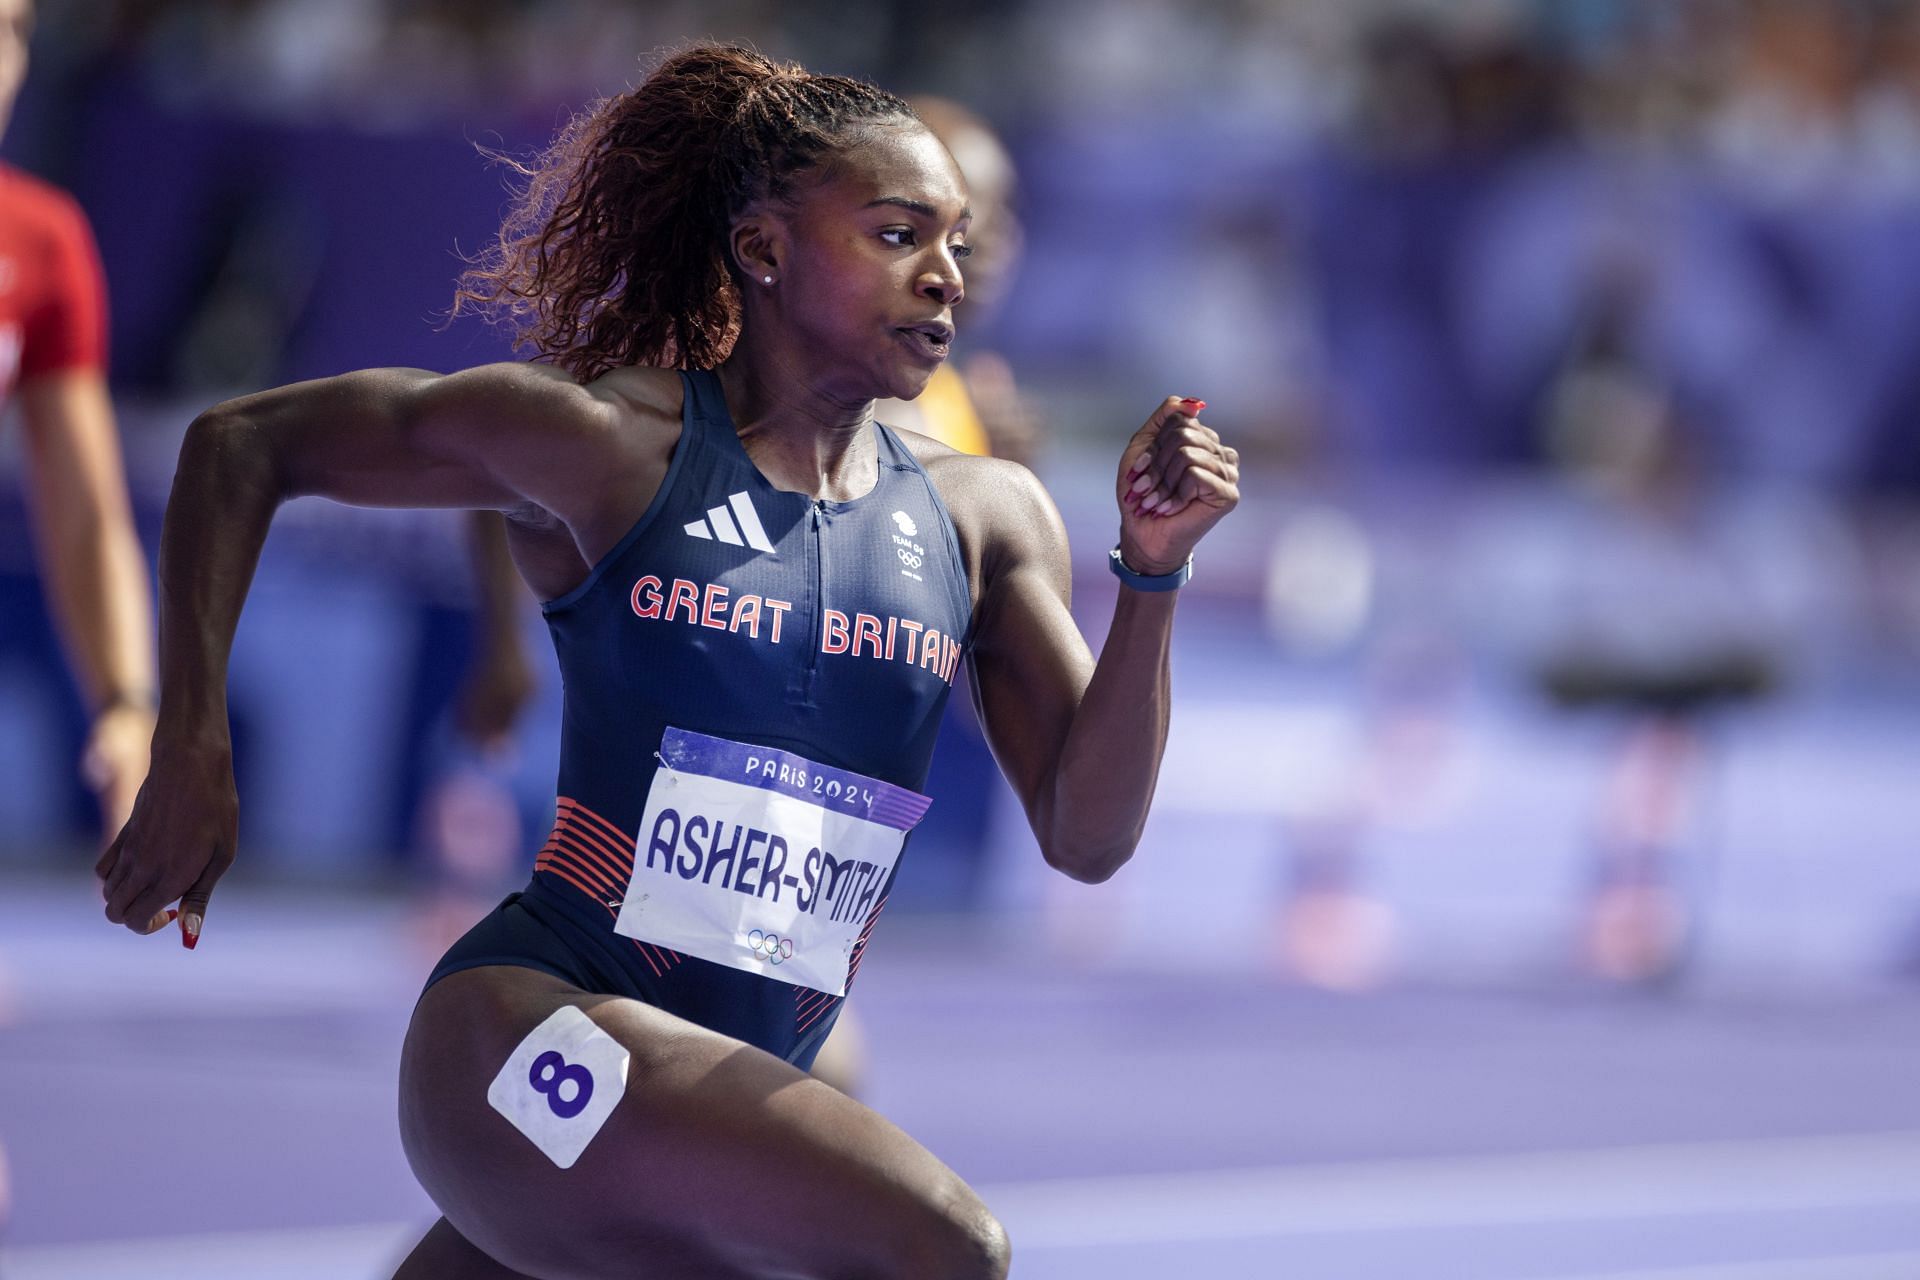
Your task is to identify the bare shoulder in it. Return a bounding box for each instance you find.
[434,362,678,436]
[417,362,683,483]
[895,427,1067,581]
[411,363,683,558]
[591,364,684,425]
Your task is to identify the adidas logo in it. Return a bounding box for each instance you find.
[685,491,775,552]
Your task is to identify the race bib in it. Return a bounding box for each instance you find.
[612,728,931,996]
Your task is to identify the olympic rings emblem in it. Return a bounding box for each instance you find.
[897,548,923,569]
[746,929,796,965]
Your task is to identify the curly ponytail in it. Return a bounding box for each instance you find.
[453,44,915,380]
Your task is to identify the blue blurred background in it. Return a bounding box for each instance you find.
[2,3,1919,1277]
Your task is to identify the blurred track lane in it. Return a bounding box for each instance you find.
[986,1130,1920,1247]
[4,877,1918,1276]
[6,1131,1920,1280]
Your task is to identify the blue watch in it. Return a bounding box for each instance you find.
[1109,546,1193,592]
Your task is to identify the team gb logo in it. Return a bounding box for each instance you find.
[891,511,917,537]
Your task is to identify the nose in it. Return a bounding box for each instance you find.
[916,253,964,307]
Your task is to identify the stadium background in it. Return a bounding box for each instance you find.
[2,3,1917,1277]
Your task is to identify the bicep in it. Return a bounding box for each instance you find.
[219,363,615,513]
[967,473,1094,821]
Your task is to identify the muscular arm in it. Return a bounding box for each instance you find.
[18,370,157,836]
[100,362,666,936]
[968,470,1172,880]
[957,397,1237,883]
[151,365,621,731]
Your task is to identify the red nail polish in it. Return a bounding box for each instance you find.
[166,908,179,922]
[1180,398,1206,410]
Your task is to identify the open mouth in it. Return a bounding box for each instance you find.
[896,322,954,362]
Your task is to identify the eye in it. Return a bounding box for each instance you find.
[879,228,916,248]
[949,243,974,261]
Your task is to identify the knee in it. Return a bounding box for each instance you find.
[911,1187,1010,1280]
[955,1204,1011,1280]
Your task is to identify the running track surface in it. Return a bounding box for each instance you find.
[2,877,1916,1280]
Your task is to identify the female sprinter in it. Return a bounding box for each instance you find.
[97,45,1238,1279]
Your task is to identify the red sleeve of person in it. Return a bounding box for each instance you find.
[0,164,108,387]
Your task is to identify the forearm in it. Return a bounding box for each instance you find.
[154,409,285,745]
[1040,587,1178,882]
[17,372,157,711]
[961,396,1236,887]
[33,494,155,712]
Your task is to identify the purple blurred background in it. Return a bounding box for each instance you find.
[2,3,1918,1277]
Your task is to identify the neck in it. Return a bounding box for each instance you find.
[716,329,877,502]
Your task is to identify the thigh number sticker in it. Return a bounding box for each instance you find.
[488,1007,629,1169]
[528,1050,594,1119]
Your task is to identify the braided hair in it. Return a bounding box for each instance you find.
[454,45,916,379]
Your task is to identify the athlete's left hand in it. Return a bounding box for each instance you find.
[1115,396,1239,574]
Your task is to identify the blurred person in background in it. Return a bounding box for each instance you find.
[405,510,545,952]
[95,44,1238,1277]
[1533,258,1779,983]
[877,95,1036,467]
[1,0,154,848]
[0,0,156,1233]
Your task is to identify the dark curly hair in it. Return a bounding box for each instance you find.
[453,44,916,380]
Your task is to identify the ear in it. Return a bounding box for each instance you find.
[729,211,787,285]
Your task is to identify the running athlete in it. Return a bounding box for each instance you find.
[98,45,1239,1278]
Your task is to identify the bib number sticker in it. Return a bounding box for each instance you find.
[613,728,931,996]
[487,1006,629,1169]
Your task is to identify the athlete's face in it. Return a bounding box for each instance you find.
[0,0,30,139]
[776,123,971,402]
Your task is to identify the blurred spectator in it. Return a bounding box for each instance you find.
[0,0,158,1230]
[877,94,1037,464]
[1529,258,1781,982]
[2,0,154,847]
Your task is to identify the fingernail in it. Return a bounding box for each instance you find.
[182,914,201,950]
[1180,398,1206,410]
[166,908,179,923]
[1130,472,1154,494]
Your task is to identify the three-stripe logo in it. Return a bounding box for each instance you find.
[685,491,775,553]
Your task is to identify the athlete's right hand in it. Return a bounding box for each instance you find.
[95,734,238,948]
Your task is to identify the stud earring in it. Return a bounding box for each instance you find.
[762,275,774,285]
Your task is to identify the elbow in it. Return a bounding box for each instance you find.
[1033,792,1146,884]
[184,404,256,451]
[180,406,284,500]
[1041,838,1135,885]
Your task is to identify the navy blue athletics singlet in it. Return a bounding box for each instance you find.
[426,368,974,1068]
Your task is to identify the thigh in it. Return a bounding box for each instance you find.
[399,965,1005,1280]
[391,1218,537,1279]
